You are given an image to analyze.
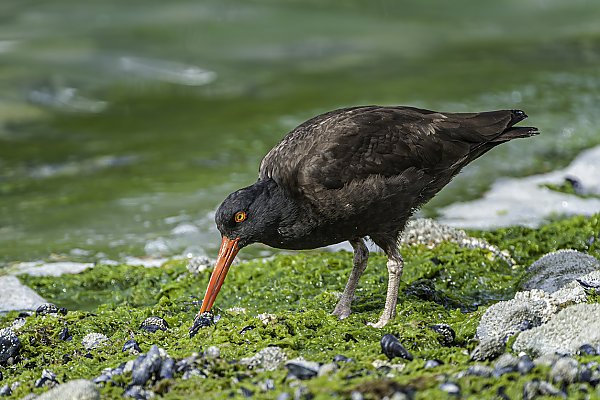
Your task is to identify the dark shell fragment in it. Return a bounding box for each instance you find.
[578,344,597,356]
[380,334,413,361]
[58,327,72,341]
[429,324,455,346]
[285,360,320,380]
[140,317,169,333]
[189,312,214,338]
[239,325,255,335]
[35,303,59,316]
[122,339,142,354]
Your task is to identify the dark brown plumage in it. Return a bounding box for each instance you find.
[196,105,538,328]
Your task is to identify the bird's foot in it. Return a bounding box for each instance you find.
[367,315,392,328]
[331,302,352,319]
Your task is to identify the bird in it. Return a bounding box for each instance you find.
[195,105,538,328]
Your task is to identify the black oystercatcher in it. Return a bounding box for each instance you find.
[196,106,538,328]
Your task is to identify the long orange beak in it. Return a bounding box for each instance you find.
[199,236,240,313]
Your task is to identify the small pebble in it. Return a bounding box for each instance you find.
[466,364,493,377]
[424,359,443,369]
[204,346,220,359]
[123,385,154,399]
[140,316,169,333]
[350,391,364,400]
[82,333,109,350]
[439,382,460,396]
[493,353,519,376]
[550,357,579,384]
[0,385,10,396]
[317,362,338,377]
[517,355,535,375]
[34,369,57,388]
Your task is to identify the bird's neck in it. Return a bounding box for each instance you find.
[255,179,319,249]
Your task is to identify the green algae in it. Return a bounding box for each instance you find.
[1,214,600,399]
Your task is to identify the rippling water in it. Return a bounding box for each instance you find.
[1,0,600,265]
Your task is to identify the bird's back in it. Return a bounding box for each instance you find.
[259,106,538,239]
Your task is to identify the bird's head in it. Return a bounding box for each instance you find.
[199,180,282,314]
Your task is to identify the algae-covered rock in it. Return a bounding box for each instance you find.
[35,379,99,400]
[513,303,600,356]
[240,346,287,371]
[520,250,600,292]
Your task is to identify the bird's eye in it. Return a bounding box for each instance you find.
[234,211,247,223]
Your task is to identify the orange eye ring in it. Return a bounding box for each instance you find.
[234,211,247,223]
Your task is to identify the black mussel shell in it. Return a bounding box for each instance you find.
[380,334,413,361]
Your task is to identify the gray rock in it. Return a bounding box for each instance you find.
[522,380,564,400]
[317,362,338,377]
[81,333,109,350]
[132,345,162,386]
[550,357,579,384]
[424,359,443,369]
[35,379,99,400]
[514,303,600,356]
[493,353,519,376]
[11,262,94,277]
[240,346,287,371]
[0,276,47,312]
[204,346,220,359]
[518,355,535,374]
[0,385,11,396]
[521,250,600,293]
[465,364,493,377]
[439,382,460,395]
[472,286,586,360]
[0,328,21,365]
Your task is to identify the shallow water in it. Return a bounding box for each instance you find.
[1,0,600,265]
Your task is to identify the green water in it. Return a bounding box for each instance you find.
[1,0,600,265]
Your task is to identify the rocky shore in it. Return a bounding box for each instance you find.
[0,214,599,399]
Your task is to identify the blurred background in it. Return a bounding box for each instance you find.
[1,0,599,265]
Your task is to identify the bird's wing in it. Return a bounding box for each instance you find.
[259,106,521,200]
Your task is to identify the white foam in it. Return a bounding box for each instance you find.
[439,145,600,229]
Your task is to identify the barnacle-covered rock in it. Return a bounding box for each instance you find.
[429,323,455,346]
[35,379,99,400]
[35,303,59,316]
[82,333,109,350]
[0,328,21,366]
[520,250,600,293]
[140,317,169,333]
[240,347,287,371]
[380,334,413,361]
[513,303,600,356]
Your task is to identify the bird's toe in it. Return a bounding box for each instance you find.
[331,304,352,319]
[367,317,391,329]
